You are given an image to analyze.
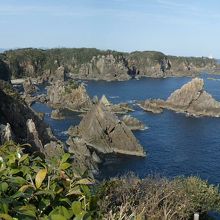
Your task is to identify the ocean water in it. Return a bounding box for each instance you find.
[32,73,220,185]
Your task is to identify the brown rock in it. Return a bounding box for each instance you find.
[139,78,220,117]
[75,102,145,156]
[121,115,145,130]
[47,80,92,112]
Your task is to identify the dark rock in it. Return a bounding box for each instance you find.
[0,59,11,81]
[0,80,57,150]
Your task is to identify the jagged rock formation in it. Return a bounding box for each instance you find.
[0,80,60,155]
[1,48,218,82]
[47,80,92,112]
[139,78,220,117]
[70,102,145,156]
[138,99,165,114]
[121,115,145,130]
[100,95,134,114]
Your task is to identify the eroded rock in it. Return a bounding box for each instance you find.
[139,78,220,117]
[72,102,145,156]
[121,115,145,130]
[47,80,92,112]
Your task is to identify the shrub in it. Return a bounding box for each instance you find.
[98,175,220,220]
[0,142,98,220]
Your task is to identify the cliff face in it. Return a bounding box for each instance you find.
[1,48,218,81]
[0,59,11,81]
[0,80,59,153]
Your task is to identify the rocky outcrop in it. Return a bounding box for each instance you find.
[121,115,145,130]
[51,109,65,120]
[100,95,134,114]
[139,78,220,117]
[23,77,36,94]
[0,80,60,155]
[47,80,92,112]
[138,99,165,114]
[70,102,145,156]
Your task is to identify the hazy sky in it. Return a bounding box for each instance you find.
[0,0,220,57]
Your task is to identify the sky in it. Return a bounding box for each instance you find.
[0,0,220,57]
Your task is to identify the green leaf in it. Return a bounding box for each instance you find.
[66,186,82,196]
[60,162,71,170]
[18,205,36,217]
[18,184,34,192]
[76,178,94,185]
[35,169,47,188]
[61,153,70,163]
[59,198,72,206]
[0,182,8,192]
[71,201,82,216]
[0,214,13,220]
[50,214,67,220]
[73,211,88,220]
[9,176,26,185]
[19,154,29,163]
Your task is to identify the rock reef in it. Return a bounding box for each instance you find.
[47,80,92,112]
[139,78,220,117]
[68,102,145,157]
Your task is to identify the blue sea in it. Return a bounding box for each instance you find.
[32,73,220,185]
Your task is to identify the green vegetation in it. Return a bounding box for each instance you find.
[2,48,126,78]
[1,142,220,219]
[0,142,98,220]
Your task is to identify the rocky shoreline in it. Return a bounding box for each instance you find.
[0,48,219,82]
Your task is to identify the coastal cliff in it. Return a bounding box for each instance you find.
[1,48,218,81]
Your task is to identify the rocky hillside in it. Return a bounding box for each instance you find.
[0,48,218,81]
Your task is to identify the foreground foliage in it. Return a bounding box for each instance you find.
[1,142,220,220]
[0,142,97,220]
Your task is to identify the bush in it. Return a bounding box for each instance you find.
[98,175,220,220]
[0,142,98,220]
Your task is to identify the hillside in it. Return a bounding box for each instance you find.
[0,48,218,81]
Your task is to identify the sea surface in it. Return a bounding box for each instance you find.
[32,73,220,185]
